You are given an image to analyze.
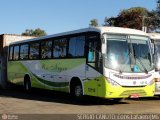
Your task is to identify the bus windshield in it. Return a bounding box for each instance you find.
[105,34,153,73]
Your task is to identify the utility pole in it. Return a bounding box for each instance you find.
[142,16,147,32]
[139,16,153,32]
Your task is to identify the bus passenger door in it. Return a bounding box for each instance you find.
[85,36,102,97]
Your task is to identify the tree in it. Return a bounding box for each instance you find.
[151,0,160,32]
[157,0,160,14]
[89,19,99,27]
[104,7,150,30]
[104,17,116,26]
[146,0,160,32]
[104,6,160,32]
[22,28,47,37]
[147,10,160,32]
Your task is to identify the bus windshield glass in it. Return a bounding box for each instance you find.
[105,34,153,73]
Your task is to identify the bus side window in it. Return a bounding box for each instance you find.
[9,46,13,60]
[87,41,96,67]
[41,40,52,59]
[88,42,95,62]
[53,39,67,58]
[68,36,85,57]
[20,44,29,60]
[13,46,19,60]
[29,42,40,60]
[87,35,102,73]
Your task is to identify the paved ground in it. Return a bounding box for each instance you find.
[0,87,160,115]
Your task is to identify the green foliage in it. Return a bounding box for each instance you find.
[104,17,116,26]
[22,28,47,37]
[157,0,160,14]
[147,10,160,32]
[89,19,99,27]
[146,0,160,32]
[104,6,160,32]
[104,7,150,30]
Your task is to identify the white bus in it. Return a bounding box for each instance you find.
[148,33,160,96]
[8,27,155,101]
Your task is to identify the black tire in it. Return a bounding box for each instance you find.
[74,84,83,98]
[112,98,123,103]
[24,76,31,91]
[70,82,84,101]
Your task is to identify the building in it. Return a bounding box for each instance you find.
[0,34,36,88]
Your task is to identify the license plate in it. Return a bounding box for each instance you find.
[130,94,140,98]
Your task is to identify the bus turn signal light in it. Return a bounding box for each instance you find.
[155,78,160,82]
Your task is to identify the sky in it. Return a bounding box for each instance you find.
[0,0,157,35]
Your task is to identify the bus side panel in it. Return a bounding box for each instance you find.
[30,58,86,92]
[8,58,86,93]
[83,76,107,97]
[7,61,46,89]
[8,61,26,85]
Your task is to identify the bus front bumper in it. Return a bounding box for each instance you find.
[105,83,155,99]
[155,81,160,95]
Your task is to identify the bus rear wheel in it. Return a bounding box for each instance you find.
[24,76,31,91]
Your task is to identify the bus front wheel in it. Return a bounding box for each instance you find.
[112,98,123,102]
[74,85,83,98]
[70,80,83,100]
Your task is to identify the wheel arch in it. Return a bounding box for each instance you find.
[69,77,84,95]
[24,74,31,85]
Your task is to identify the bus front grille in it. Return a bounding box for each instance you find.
[114,74,152,80]
[120,90,147,97]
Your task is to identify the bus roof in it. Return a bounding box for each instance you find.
[10,26,148,45]
[148,33,160,41]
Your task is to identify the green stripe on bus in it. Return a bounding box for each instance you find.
[32,73,69,87]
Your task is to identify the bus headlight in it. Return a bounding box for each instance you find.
[148,79,155,86]
[155,78,160,82]
[158,61,160,69]
[107,78,120,86]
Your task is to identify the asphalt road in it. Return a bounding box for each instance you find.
[0,87,160,120]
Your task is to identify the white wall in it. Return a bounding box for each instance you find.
[4,35,36,47]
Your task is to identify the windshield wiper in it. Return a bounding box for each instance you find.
[132,47,148,74]
[134,55,148,74]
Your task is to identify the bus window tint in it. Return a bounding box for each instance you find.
[53,39,67,58]
[29,42,40,59]
[13,46,19,60]
[68,36,85,57]
[88,42,96,62]
[9,46,13,60]
[41,41,52,59]
[20,44,29,60]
